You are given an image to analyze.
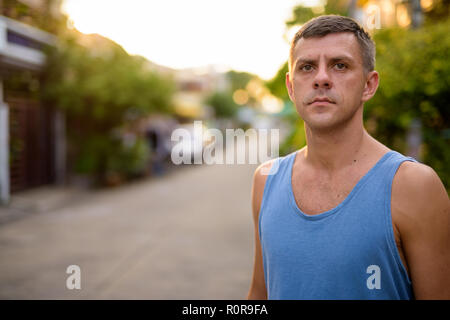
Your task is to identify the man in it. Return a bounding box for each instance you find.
[247,15,449,300]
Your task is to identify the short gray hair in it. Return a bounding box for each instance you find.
[289,15,375,73]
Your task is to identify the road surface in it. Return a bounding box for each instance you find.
[0,162,258,299]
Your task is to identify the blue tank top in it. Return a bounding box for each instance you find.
[259,150,416,299]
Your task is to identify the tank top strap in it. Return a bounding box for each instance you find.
[374,150,419,190]
[262,150,297,194]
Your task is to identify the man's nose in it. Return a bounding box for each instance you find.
[313,65,332,89]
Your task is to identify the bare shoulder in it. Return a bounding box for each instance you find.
[392,160,449,224]
[393,161,448,205]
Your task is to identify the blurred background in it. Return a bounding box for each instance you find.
[0,0,448,299]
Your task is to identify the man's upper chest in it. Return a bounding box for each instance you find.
[291,163,363,215]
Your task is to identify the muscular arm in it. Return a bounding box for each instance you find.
[247,160,274,300]
[392,162,450,299]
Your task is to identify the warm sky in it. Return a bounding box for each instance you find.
[62,0,320,80]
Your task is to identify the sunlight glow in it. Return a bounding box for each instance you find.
[233,89,249,105]
[61,0,314,80]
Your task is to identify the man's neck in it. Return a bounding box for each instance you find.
[303,115,372,173]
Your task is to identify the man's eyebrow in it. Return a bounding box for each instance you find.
[294,55,356,66]
[294,58,317,66]
[329,55,355,63]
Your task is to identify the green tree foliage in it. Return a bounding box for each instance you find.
[286,6,317,26]
[266,62,289,101]
[204,91,238,118]
[366,18,450,189]
[423,0,450,23]
[226,70,254,92]
[41,32,175,184]
[1,0,67,34]
[74,133,150,182]
[226,70,262,107]
[286,0,348,26]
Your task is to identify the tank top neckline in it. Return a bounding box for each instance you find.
[287,149,396,221]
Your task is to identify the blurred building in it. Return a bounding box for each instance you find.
[145,61,230,120]
[0,0,62,204]
[174,66,228,120]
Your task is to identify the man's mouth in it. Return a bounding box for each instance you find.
[308,97,335,105]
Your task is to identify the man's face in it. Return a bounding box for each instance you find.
[286,32,378,132]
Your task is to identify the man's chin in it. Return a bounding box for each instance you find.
[304,117,348,134]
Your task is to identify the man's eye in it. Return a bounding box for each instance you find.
[301,65,313,71]
[334,63,347,70]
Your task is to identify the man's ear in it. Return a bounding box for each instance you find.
[361,70,379,103]
[286,71,294,102]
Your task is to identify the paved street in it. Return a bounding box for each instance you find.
[0,162,258,299]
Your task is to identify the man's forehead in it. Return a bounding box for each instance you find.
[292,32,361,61]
